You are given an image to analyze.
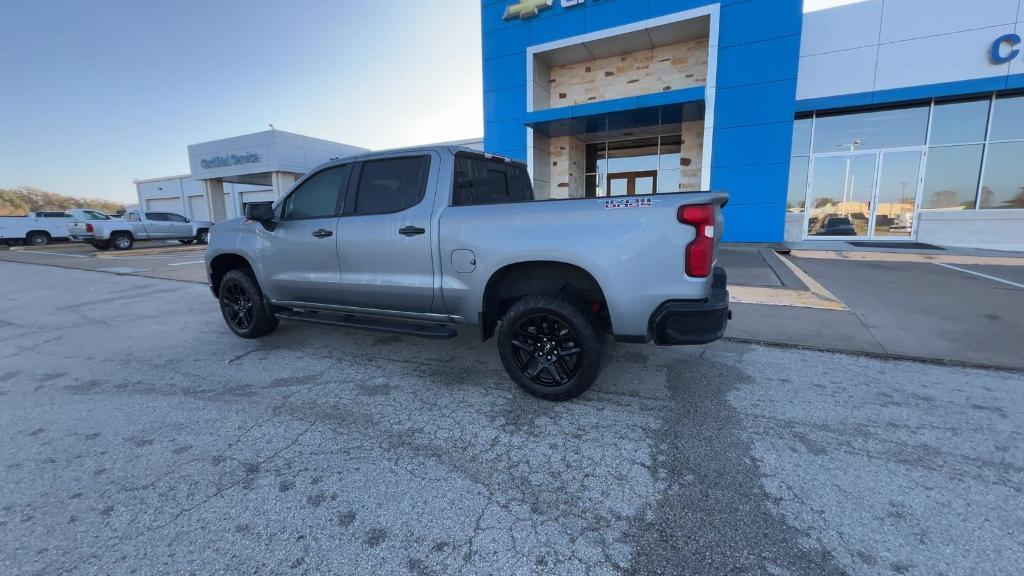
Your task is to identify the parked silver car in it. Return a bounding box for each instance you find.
[205,146,729,400]
[70,209,213,250]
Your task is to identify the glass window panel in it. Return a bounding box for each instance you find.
[658,135,681,170]
[658,169,680,193]
[929,99,990,145]
[813,106,929,153]
[607,137,659,173]
[609,177,628,196]
[874,150,922,237]
[284,164,350,219]
[979,141,1024,209]
[791,118,812,156]
[989,95,1024,141]
[354,157,429,215]
[787,156,808,213]
[921,145,982,210]
[807,154,875,236]
[635,176,655,195]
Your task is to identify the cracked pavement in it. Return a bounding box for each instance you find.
[1,261,1022,575]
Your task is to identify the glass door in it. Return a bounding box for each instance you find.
[806,153,877,238]
[871,150,923,239]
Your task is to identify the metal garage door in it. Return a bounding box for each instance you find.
[146,197,184,215]
[189,195,210,221]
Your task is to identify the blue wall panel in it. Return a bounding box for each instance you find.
[710,163,791,205]
[483,52,527,92]
[716,35,801,88]
[485,86,527,123]
[482,0,804,242]
[714,80,798,128]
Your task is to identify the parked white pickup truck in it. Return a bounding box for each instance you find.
[0,211,74,246]
[69,209,213,250]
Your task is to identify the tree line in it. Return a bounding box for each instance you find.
[0,187,126,216]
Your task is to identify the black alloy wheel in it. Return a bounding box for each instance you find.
[497,294,603,401]
[221,281,255,331]
[218,269,278,338]
[510,313,583,387]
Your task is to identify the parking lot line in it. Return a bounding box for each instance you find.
[14,251,88,258]
[936,263,1024,289]
[167,260,205,266]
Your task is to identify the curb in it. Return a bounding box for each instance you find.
[723,336,1024,374]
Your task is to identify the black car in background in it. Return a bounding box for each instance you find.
[814,216,857,236]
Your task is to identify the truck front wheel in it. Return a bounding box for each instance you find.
[497,294,603,401]
[218,269,278,339]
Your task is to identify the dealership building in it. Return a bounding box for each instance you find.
[138,0,1023,250]
[482,0,1024,249]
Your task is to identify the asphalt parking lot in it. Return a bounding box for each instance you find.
[2,261,1022,575]
[0,240,207,282]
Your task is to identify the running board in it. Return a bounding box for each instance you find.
[275,310,457,339]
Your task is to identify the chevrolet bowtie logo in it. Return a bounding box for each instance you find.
[503,0,553,20]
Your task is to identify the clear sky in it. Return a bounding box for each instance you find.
[0,0,483,202]
[1,0,857,204]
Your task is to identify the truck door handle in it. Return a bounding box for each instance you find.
[399,226,425,237]
[312,229,333,238]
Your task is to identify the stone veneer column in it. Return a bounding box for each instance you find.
[679,120,704,191]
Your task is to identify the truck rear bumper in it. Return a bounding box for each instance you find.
[648,267,730,346]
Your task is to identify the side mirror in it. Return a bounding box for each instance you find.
[245,203,276,230]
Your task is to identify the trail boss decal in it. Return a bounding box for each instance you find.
[604,198,659,210]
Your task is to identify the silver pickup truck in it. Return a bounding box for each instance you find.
[205,146,729,400]
[69,209,213,250]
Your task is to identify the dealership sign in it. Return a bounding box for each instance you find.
[199,152,261,170]
[991,33,1021,64]
[503,0,584,21]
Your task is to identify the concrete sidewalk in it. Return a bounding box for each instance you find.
[721,244,1024,370]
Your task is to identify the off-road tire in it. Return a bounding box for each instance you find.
[497,294,604,401]
[218,269,279,339]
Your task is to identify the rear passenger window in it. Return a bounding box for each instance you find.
[283,164,351,220]
[353,156,430,215]
[453,156,534,206]
[145,213,167,221]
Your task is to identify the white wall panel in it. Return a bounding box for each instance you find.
[146,198,184,214]
[879,0,1019,44]
[797,46,878,100]
[800,0,882,56]
[188,196,210,221]
[875,26,1015,91]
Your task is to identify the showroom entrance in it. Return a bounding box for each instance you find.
[804,147,924,240]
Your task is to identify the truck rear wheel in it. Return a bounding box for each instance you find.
[26,232,49,246]
[196,229,210,244]
[110,233,133,250]
[218,269,278,339]
[497,294,603,401]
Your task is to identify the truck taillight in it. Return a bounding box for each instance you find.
[677,204,715,278]
[85,223,94,233]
